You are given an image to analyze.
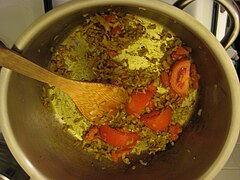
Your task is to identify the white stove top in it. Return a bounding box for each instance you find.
[0,0,44,47]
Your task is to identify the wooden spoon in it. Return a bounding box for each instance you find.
[0,44,128,120]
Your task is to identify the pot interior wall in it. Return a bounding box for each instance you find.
[6,4,232,179]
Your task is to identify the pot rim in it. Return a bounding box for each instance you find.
[0,0,240,179]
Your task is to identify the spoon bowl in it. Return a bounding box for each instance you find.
[0,43,128,120]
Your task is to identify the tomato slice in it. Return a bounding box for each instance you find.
[147,83,157,92]
[111,148,131,162]
[126,91,152,115]
[110,25,121,36]
[169,123,183,141]
[146,100,155,111]
[126,84,156,116]
[108,49,118,57]
[104,14,116,23]
[170,58,191,96]
[99,125,139,147]
[160,71,170,87]
[84,126,99,141]
[171,46,190,59]
[140,107,172,131]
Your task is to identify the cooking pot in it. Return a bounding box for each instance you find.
[0,0,240,179]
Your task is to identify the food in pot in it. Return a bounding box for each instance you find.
[43,11,200,165]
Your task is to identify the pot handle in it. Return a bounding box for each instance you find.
[173,0,240,49]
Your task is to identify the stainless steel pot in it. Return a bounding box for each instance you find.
[0,0,240,179]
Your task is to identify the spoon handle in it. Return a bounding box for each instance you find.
[0,45,68,88]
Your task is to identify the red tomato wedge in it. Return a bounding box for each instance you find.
[84,126,99,141]
[99,125,139,147]
[171,46,190,59]
[169,124,183,141]
[140,107,172,131]
[170,58,191,96]
[126,91,152,115]
[126,84,156,116]
[104,14,116,23]
[108,49,118,57]
[147,83,157,92]
[160,71,170,87]
[110,25,121,36]
[111,148,131,162]
[146,100,155,111]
